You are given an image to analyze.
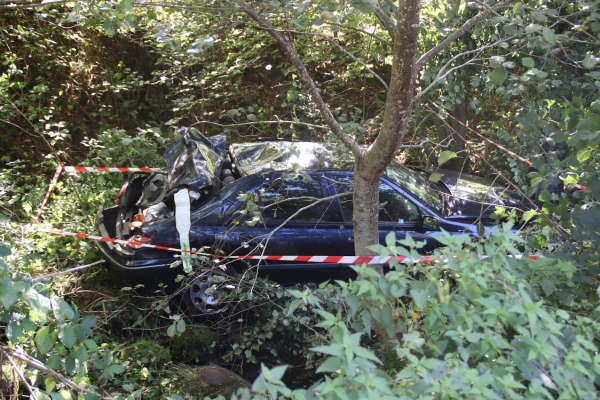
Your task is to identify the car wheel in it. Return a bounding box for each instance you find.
[184,273,232,316]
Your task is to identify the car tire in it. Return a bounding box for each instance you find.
[183,269,235,317]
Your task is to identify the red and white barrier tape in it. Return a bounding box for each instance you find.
[63,166,163,173]
[37,228,542,264]
[428,102,586,191]
[34,164,163,225]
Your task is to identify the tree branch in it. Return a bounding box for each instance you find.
[324,22,391,46]
[32,259,105,282]
[5,348,97,396]
[0,0,70,9]
[416,37,513,99]
[415,0,515,70]
[238,2,361,156]
[192,118,330,131]
[373,6,396,39]
[4,350,37,400]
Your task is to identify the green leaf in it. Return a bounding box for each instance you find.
[489,66,508,86]
[541,280,555,296]
[58,324,77,349]
[411,289,428,309]
[522,57,535,68]
[530,176,544,187]
[52,297,74,322]
[75,345,89,363]
[7,319,24,344]
[46,355,61,369]
[542,28,555,44]
[522,209,538,223]
[84,339,98,352]
[35,326,56,354]
[316,356,342,373]
[438,151,457,166]
[167,324,176,337]
[176,319,185,333]
[538,189,551,203]
[0,245,10,257]
[265,364,287,381]
[1,276,17,309]
[429,172,443,183]
[353,346,381,363]
[577,148,591,163]
[576,116,600,131]
[582,54,597,69]
[385,231,396,247]
[513,2,523,14]
[311,344,344,357]
[247,114,257,122]
[80,315,97,336]
[103,20,115,36]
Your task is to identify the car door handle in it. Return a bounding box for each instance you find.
[347,236,354,242]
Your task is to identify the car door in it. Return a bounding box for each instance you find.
[221,171,347,283]
[324,172,435,255]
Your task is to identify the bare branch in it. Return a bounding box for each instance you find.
[192,119,329,131]
[32,259,105,282]
[417,37,513,99]
[324,22,391,46]
[238,2,361,156]
[6,348,97,396]
[397,138,452,149]
[327,37,389,90]
[416,0,515,70]
[4,350,37,400]
[373,6,396,39]
[133,1,223,13]
[0,0,70,9]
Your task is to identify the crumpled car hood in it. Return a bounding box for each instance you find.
[163,127,228,193]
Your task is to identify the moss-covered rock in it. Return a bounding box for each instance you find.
[176,365,250,399]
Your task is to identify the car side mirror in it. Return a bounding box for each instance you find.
[422,215,441,230]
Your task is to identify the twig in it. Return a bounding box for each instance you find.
[238,2,361,156]
[192,119,330,131]
[416,0,515,70]
[3,350,37,400]
[416,37,514,99]
[6,348,97,396]
[32,259,105,282]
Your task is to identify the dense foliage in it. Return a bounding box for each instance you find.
[0,0,599,398]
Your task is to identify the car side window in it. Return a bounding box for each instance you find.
[333,176,420,224]
[260,175,337,223]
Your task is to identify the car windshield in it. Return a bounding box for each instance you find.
[385,162,443,213]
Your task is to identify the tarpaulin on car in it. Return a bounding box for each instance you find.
[230,141,351,176]
[163,127,228,193]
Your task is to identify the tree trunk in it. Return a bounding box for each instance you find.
[351,0,421,261]
[352,154,384,275]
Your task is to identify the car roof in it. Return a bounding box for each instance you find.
[229,140,354,176]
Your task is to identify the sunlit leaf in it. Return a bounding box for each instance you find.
[438,151,458,166]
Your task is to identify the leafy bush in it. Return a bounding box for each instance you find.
[241,227,600,399]
[0,244,126,399]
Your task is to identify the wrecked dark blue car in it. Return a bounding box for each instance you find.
[96,128,529,314]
